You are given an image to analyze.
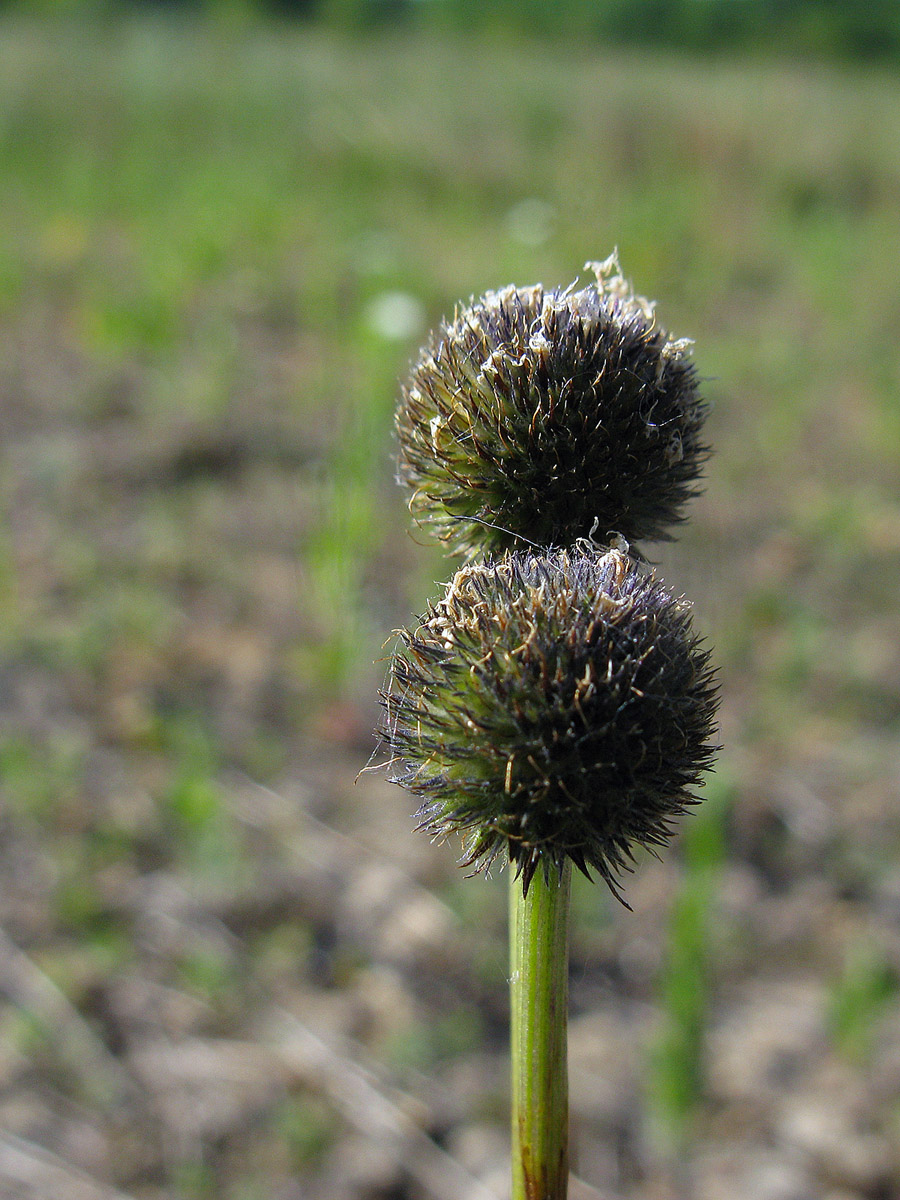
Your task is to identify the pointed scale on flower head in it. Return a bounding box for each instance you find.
[379,545,719,899]
[397,255,707,559]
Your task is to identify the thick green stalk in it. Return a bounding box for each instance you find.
[509,859,571,1200]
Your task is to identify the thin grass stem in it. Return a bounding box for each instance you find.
[509,859,571,1200]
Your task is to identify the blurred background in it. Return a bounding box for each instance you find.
[1,2,899,1197]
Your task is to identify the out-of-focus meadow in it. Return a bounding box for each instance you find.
[1,11,900,1199]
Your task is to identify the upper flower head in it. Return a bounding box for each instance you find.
[380,546,719,898]
[397,254,706,558]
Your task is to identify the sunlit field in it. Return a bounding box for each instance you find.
[1,15,899,1198]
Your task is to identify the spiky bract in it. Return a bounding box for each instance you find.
[397,256,706,559]
[380,547,718,897]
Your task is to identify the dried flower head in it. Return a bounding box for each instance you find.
[380,546,718,897]
[397,255,706,558]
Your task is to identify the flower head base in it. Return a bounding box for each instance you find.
[397,255,706,559]
[380,546,719,898]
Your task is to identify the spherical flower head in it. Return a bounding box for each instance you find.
[380,546,718,898]
[397,254,706,558]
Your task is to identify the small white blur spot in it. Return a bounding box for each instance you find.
[365,290,426,342]
[505,198,554,247]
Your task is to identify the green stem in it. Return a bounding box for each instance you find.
[509,859,571,1200]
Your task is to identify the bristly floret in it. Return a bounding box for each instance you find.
[397,254,706,559]
[379,546,719,899]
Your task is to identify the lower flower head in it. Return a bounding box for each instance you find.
[380,547,718,897]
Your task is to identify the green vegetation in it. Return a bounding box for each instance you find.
[275,1094,341,1169]
[648,773,732,1143]
[828,945,898,1063]
[5,1,900,65]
